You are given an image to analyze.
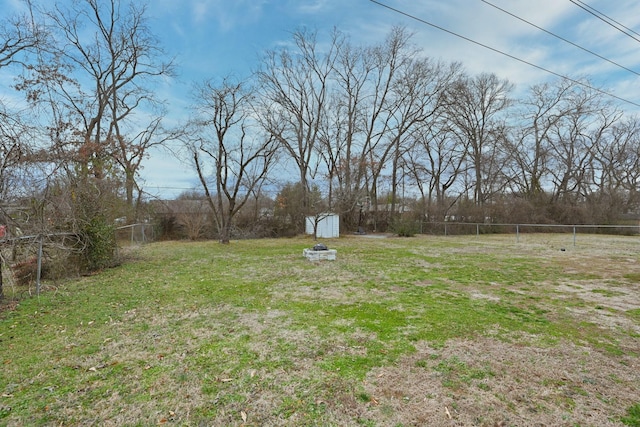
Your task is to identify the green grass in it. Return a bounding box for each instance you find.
[1,235,639,425]
[621,403,640,426]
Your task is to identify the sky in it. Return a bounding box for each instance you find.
[3,0,640,199]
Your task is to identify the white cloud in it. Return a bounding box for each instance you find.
[294,0,330,15]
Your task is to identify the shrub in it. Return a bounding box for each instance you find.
[10,257,38,286]
[390,218,419,237]
[82,216,118,271]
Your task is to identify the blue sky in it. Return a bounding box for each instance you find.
[142,0,640,93]
[3,0,640,198]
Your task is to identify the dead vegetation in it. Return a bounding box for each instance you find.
[362,337,639,426]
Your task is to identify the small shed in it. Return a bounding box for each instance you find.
[305,213,339,238]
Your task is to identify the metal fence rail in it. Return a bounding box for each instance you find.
[422,222,640,246]
[115,223,155,245]
[0,233,80,296]
[1,224,154,298]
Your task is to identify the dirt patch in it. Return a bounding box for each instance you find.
[361,337,639,426]
[555,281,640,312]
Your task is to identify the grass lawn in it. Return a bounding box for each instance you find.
[1,234,639,426]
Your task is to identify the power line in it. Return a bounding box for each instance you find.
[569,0,640,44]
[481,0,640,77]
[368,0,640,109]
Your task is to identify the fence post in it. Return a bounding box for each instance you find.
[476,223,479,237]
[573,226,577,247]
[36,234,43,295]
[0,250,3,300]
[516,224,519,243]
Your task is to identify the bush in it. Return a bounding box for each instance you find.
[390,218,419,237]
[10,257,38,286]
[82,216,118,271]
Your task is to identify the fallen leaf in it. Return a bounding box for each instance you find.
[220,378,233,383]
[241,411,247,422]
[445,406,452,419]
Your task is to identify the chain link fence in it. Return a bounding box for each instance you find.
[419,221,640,245]
[1,223,155,301]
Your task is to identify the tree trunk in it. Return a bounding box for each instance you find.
[219,224,231,244]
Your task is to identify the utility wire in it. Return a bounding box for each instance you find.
[368,0,640,109]
[569,0,640,44]
[481,0,640,77]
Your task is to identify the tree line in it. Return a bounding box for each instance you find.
[1,0,640,262]
[189,26,640,239]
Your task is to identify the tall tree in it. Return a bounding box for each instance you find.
[385,58,461,217]
[446,72,513,206]
[318,35,373,221]
[0,8,45,201]
[256,28,341,217]
[405,118,468,220]
[0,6,48,297]
[589,117,637,220]
[25,0,173,220]
[189,78,278,244]
[546,86,618,205]
[359,26,415,223]
[508,80,575,198]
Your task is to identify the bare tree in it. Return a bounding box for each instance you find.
[585,117,635,220]
[386,58,461,217]
[359,26,416,226]
[113,117,179,221]
[446,72,513,207]
[0,7,46,201]
[0,11,44,68]
[404,119,468,220]
[171,195,210,241]
[190,78,278,244]
[508,79,581,199]
[3,0,176,270]
[317,34,373,223]
[23,0,174,219]
[0,8,47,297]
[256,28,340,217]
[598,117,640,214]
[546,86,619,206]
